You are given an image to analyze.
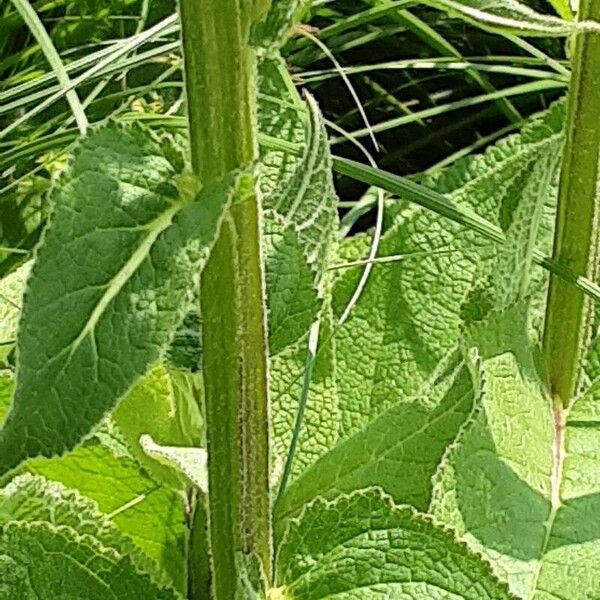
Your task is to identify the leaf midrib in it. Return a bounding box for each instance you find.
[32,197,185,377]
[526,406,567,599]
[282,363,471,516]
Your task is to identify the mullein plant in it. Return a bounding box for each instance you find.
[0,0,600,598]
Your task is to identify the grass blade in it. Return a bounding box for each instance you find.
[10,0,88,136]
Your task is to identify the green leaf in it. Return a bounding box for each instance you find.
[139,434,207,493]
[423,0,575,35]
[274,489,514,599]
[0,522,181,600]
[260,59,319,356]
[271,304,340,482]
[0,124,235,475]
[0,261,29,349]
[259,58,341,480]
[0,473,135,557]
[0,342,189,593]
[274,101,566,561]
[258,58,307,198]
[252,0,307,51]
[263,89,338,292]
[431,311,549,596]
[431,191,600,599]
[488,152,561,313]
[0,180,47,279]
[113,363,202,487]
[431,309,600,599]
[426,88,600,597]
[165,310,202,373]
[276,352,475,519]
[0,376,11,420]
[29,441,188,593]
[331,100,564,440]
[264,211,318,356]
[0,474,182,599]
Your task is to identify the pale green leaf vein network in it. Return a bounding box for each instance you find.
[61,198,185,369]
[277,351,474,518]
[328,99,564,441]
[428,99,600,598]
[0,124,234,476]
[0,474,182,598]
[29,439,188,592]
[275,489,513,599]
[272,102,574,595]
[269,100,567,504]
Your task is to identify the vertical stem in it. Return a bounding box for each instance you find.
[543,0,600,407]
[179,1,272,597]
[187,491,211,598]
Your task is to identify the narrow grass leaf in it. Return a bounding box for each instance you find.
[10,0,88,135]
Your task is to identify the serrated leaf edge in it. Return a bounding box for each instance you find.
[276,486,517,598]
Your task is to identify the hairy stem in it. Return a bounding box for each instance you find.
[179,1,272,596]
[543,0,600,407]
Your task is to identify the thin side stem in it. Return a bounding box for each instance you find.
[543,0,600,407]
[179,1,272,597]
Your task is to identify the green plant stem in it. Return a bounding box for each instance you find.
[179,0,272,597]
[543,0,600,407]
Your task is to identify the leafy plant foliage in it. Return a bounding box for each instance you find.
[0,125,237,473]
[275,489,513,599]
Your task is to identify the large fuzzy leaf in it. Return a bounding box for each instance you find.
[331,101,564,441]
[0,125,235,475]
[429,207,600,598]
[429,116,600,598]
[0,474,182,599]
[275,489,514,599]
[277,352,474,519]
[29,441,188,593]
[258,58,307,201]
[0,280,192,592]
[274,101,566,564]
[430,304,600,598]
